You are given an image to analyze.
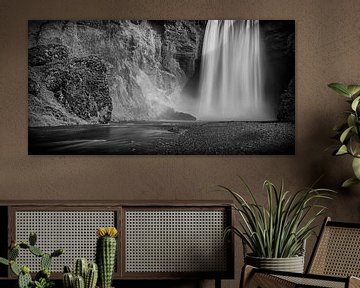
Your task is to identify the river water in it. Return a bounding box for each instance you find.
[29,122,181,155]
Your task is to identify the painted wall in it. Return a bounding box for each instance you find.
[0,0,360,287]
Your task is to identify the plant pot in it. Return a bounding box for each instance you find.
[245,254,304,273]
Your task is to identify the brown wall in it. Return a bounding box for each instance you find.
[1,0,360,287]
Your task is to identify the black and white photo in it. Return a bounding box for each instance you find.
[28,20,295,154]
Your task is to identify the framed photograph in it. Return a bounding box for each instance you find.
[28,20,295,155]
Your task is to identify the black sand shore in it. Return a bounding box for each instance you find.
[29,121,295,155]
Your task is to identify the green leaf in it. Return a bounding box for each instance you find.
[342,177,360,188]
[40,254,51,270]
[347,114,356,128]
[347,85,360,97]
[352,157,360,179]
[351,96,360,111]
[10,261,20,276]
[8,247,19,261]
[29,246,44,257]
[336,144,348,155]
[349,135,360,156]
[0,257,9,266]
[340,126,352,143]
[328,83,351,97]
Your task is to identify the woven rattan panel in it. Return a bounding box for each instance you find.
[15,211,115,272]
[125,210,227,273]
[310,226,360,277]
[277,275,345,288]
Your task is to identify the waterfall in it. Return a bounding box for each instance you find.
[198,20,274,121]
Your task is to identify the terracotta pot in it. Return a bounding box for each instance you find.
[245,254,305,273]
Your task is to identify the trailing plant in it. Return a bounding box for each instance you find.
[62,258,98,288]
[328,82,360,187]
[220,179,335,258]
[96,227,118,288]
[0,232,63,288]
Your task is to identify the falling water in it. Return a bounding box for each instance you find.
[198,20,274,121]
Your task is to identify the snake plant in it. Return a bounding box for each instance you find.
[328,83,360,187]
[221,178,335,258]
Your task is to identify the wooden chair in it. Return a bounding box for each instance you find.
[241,217,360,288]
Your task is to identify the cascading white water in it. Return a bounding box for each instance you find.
[198,20,274,121]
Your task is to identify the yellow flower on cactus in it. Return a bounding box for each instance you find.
[97,227,118,238]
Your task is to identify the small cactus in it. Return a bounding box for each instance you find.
[63,260,98,288]
[85,263,98,288]
[63,271,74,288]
[74,275,85,288]
[29,245,44,257]
[9,246,19,260]
[63,265,72,273]
[18,269,32,288]
[10,260,20,276]
[41,253,52,270]
[74,258,88,279]
[0,232,64,288]
[96,227,118,288]
[35,268,50,281]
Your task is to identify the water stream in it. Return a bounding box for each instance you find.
[198,20,274,121]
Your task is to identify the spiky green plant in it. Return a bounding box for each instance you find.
[0,232,63,288]
[63,260,98,288]
[328,83,360,187]
[96,227,117,288]
[221,179,335,258]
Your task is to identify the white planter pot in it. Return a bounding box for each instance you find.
[245,254,305,273]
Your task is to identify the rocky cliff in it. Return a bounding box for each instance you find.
[28,20,205,126]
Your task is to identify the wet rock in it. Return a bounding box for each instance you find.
[28,77,40,96]
[28,44,69,66]
[157,107,196,121]
[277,78,295,123]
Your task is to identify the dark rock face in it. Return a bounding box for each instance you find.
[28,20,205,126]
[157,107,196,121]
[260,21,295,123]
[277,78,295,123]
[28,44,69,66]
[28,43,112,125]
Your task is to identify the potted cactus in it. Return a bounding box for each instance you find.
[96,227,118,288]
[62,258,98,288]
[0,232,64,288]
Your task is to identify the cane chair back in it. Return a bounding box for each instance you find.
[307,217,360,278]
[241,218,360,288]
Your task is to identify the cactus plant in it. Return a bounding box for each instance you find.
[73,275,85,288]
[96,227,118,288]
[0,232,63,288]
[63,272,74,288]
[85,262,98,288]
[19,268,32,288]
[74,258,88,279]
[63,259,98,288]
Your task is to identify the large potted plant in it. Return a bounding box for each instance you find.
[220,179,334,273]
[328,83,360,187]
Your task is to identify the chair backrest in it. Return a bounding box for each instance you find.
[307,217,360,277]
